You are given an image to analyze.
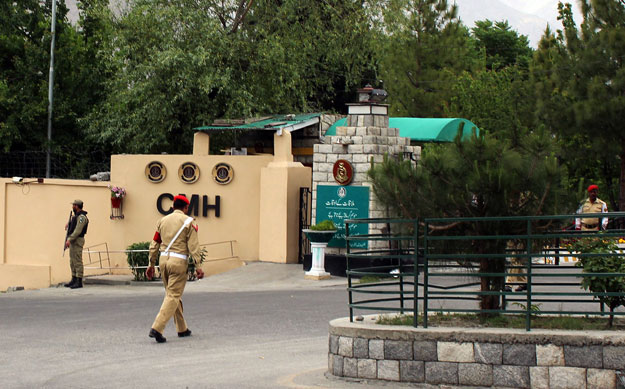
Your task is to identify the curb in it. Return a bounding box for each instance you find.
[83,277,162,287]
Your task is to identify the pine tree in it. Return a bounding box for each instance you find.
[533,0,625,216]
[368,127,570,311]
[376,0,481,117]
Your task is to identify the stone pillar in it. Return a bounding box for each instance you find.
[312,104,420,254]
[259,130,311,263]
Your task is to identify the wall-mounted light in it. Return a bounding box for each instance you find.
[12,177,44,185]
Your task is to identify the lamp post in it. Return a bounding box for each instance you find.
[46,0,58,178]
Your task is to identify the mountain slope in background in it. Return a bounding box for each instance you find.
[456,0,582,47]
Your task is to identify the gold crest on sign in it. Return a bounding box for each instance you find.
[178,162,199,184]
[145,161,166,183]
[212,163,234,185]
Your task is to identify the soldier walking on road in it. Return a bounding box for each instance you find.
[147,195,204,343]
[64,199,89,289]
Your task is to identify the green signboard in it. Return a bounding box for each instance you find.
[316,185,369,248]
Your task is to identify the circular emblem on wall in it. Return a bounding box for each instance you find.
[145,161,166,183]
[333,159,354,185]
[178,162,199,184]
[212,163,234,185]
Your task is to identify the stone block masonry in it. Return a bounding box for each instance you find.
[328,317,625,388]
[313,119,420,254]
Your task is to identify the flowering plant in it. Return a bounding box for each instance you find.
[108,185,126,199]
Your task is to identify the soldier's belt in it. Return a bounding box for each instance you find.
[160,252,188,260]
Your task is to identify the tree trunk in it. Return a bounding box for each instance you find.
[479,256,502,313]
[609,305,615,328]
[619,139,625,228]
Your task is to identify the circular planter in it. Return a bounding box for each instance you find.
[303,229,337,243]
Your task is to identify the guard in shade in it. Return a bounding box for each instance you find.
[576,185,608,231]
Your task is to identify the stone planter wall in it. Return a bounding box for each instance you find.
[329,317,625,388]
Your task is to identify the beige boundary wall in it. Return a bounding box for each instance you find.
[0,130,311,290]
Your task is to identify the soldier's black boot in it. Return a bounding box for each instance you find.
[64,276,76,288]
[70,278,83,289]
[178,329,192,337]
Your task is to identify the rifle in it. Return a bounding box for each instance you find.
[62,210,72,257]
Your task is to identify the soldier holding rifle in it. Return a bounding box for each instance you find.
[64,199,89,289]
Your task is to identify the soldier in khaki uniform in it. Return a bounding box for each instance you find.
[575,184,608,231]
[504,240,527,292]
[147,195,203,343]
[64,199,89,289]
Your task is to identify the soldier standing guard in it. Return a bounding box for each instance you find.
[147,195,204,343]
[576,184,608,231]
[64,199,89,289]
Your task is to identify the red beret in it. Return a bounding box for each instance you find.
[587,185,599,192]
[173,194,190,205]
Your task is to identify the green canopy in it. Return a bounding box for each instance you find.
[194,113,320,131]
[325,117,479,142]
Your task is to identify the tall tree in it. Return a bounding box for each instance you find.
[86,0,380,154]
[376,0,481,117]
[472,20,533,70]
[533,1,625,214]
[0,0,112,177]
[446,67,535,147]
[368,127,570,311]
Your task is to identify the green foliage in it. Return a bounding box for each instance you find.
[472,20,533,70]
[0,0,113,177]
[569,236,625,326]
[447,67,535,147]
[187,247,207,281]
[377,0,481,117]
[376,313,625,330]
[310,220,337,231]
[532,0,625,212]
[85,0,379,154]
[511,302,543,316]
[126,241,156,281]
[368,128,571,311]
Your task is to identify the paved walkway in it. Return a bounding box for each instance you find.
[84,262,348,291]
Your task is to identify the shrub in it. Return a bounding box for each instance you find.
[310,220,336,231]
[569,236,625,327]
[126,241,157,281]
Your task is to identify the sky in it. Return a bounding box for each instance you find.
[64,0,583,48]
[455,0,583,47]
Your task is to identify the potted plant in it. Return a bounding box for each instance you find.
[303,220,337,280]
[303,219,337,243]
[108,185,126,208]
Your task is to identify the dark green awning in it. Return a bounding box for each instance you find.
[194,113,320,131]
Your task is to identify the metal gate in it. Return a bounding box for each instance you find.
[298,187,312,263]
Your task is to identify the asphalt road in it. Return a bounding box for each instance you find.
[0,262,427,389]
[1,262,617,389]
[0,285,348,388]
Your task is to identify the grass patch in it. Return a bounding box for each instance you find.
[376,313,625,331]
[357,275,383,284]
